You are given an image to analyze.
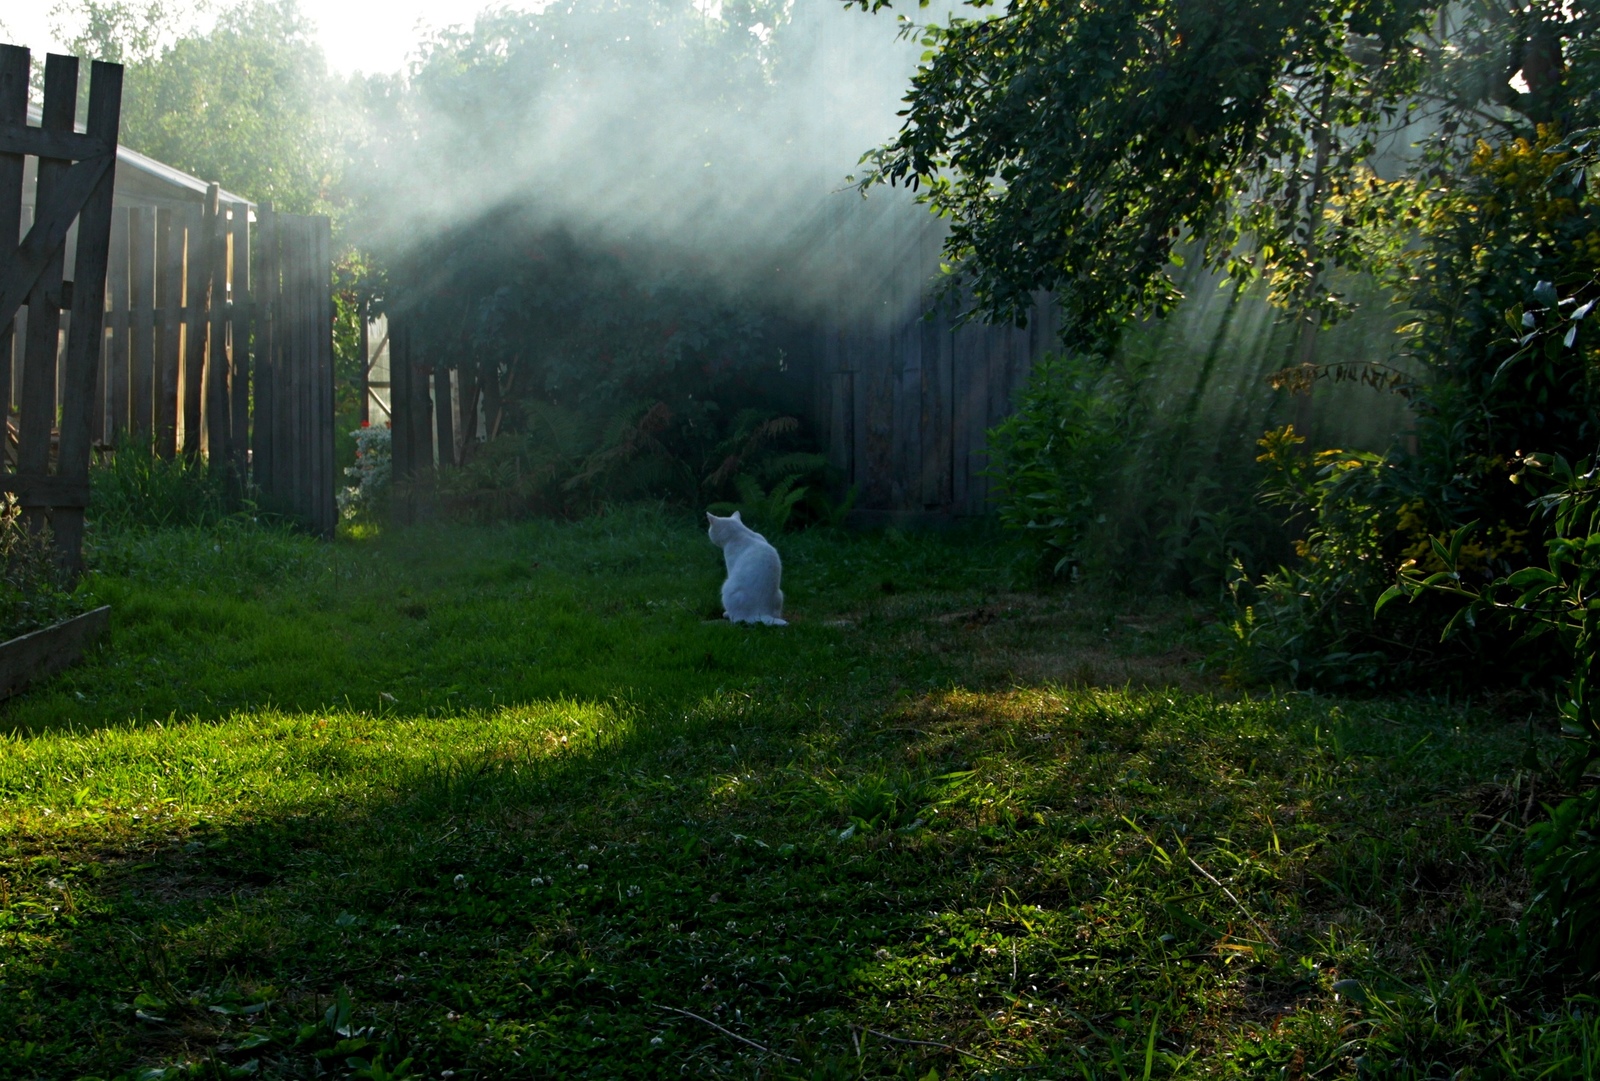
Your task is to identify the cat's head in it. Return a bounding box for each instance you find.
[706,509,744,546]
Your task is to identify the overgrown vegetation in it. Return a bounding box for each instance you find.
[866,0,1600,674]
[987,335,1293,592]
[1,508,1590,1079]
[375,222,828,525]
[88,446,234,533]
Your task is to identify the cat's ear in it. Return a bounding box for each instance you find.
[732,510,743,522]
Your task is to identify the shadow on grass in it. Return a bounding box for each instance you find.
[0,671,1553,1080]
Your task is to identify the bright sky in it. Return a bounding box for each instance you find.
[1,2,493,77]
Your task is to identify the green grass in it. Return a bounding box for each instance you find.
[0,507,1589,1079]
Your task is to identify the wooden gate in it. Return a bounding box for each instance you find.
[0,48,122,574]
[251,204,335,536]
[2,45,337,546]
[383,311,443,523]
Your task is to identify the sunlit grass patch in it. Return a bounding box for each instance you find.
[0,700,623,828]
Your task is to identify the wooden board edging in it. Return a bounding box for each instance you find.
[0,604,110,700]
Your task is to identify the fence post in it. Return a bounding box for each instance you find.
[230,203,249,484]
[250,201,274,497]
[154,206,181,457]
[0,46,22,440]
[181,192,211,459]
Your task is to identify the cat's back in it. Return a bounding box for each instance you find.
[728,529,781,569]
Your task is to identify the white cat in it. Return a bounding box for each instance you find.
[706,510,787,625]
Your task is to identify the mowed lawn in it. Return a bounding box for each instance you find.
[0,508,1583,1079]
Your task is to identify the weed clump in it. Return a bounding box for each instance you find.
[0,497,88,641]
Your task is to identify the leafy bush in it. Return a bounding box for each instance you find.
[988,344,1287,591]
[339,424,394,520]
[1225,119,1600,690]
[987,351,1133,577]
[1525,788,1600,973]
[431,399,839,530]
[1220,427,1410,686]
[1382,454,1600,969]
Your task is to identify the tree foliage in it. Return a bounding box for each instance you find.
[53,0,346,214]
[846,0,1592,350]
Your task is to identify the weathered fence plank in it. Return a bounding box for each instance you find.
[54,58,122,569]
[433,367,454,472]
[0,51,24,414]
[180,200,207,458]
[919,307,952,510]
[950,319,984,515]
[313,215,335,534]
[105,205,128,441]
[17,55,76,498]
[286,213,305,514]
[154,205,180,456]
[0,48,21,447]
[229,202,250,481]
[249,203,275,492]
[204,185,229,464]
[128,204,154,439]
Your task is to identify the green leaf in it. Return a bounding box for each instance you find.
[1505,567,1559,589]
[1448,521,1479,567]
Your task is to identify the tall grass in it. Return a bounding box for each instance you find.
[88,445,233,532]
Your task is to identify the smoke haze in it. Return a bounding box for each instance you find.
[350,1,950,318]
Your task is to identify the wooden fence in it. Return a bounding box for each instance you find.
[97,189,251,463]
[3,48,337,544]
[809,200,1058,523]
[816,306,1057,523]
[99,194,335,536]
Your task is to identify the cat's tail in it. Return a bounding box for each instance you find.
[750,615,788,626]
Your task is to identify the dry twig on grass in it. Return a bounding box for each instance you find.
[653,1004,800,1064]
